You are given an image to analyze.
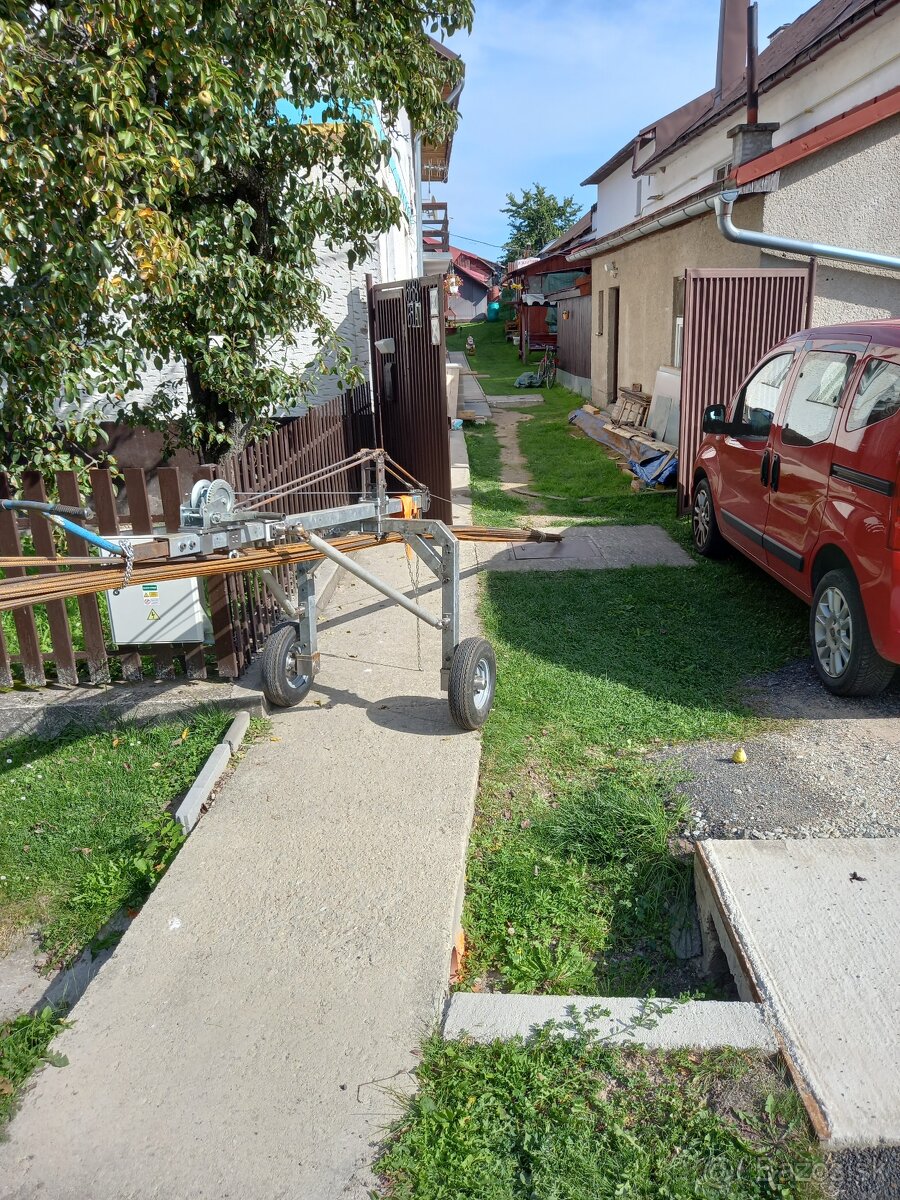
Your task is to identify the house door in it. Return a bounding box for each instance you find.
[608,287,620,405]
[764,342,867,588]
[678,265,814,513]
[715,350,795,568]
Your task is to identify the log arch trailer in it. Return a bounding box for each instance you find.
[0,450,559,731]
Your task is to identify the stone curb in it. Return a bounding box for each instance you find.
[442,993,777,1053]
[174,709,253,834]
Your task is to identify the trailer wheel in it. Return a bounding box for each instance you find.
[448,637,496,730]
[261,622,314,708]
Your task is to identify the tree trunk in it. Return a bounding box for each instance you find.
[185,359,249,463]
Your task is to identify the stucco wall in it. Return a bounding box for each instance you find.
[589,199,762,408]
[761,114,900,324]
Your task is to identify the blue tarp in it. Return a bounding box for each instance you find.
[629,452,678,487]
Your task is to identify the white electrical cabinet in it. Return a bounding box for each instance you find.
[105,536,212,646]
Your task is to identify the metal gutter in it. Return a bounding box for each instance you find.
[567,189,723,262]
[715,190,900,272]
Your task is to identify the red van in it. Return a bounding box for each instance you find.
[691,320,900,697]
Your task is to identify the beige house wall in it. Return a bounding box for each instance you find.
[761,114,900,326]
[589,199,763,409]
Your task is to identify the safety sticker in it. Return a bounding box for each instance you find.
[146,608,160,622]
[142,583,159,605]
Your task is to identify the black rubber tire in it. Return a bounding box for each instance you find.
[691,478,729,558]
[810,568,895,697]
[261,621,314,708]
[448,637,496,731]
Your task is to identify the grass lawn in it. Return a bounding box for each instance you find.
[0,708,262,968]
[375,1025,825,1200]
[447,318,549,396]
[459,404,805,994]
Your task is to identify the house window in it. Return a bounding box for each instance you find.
[635,178,642,217]
[673,319,684,369]
[596,291,604,336]
[671,276,685,367]
[714,161,733,182]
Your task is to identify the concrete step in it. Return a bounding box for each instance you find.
[695,837,900,1149]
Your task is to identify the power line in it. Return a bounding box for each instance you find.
[450,232,506,250]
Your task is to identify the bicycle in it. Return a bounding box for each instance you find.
[536,347,558,388]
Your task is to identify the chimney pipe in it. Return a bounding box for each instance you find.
[716,0,746,100]
[746,2,759,123]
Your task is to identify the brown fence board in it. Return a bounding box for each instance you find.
[0,472,46,686]
[21,472,79,686]
[1,383,372,689]
[56,471,110,684]
[90,468,142,681]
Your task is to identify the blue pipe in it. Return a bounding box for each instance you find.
[1,500,128,557]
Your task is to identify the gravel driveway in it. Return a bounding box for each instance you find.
[664,660,900,840]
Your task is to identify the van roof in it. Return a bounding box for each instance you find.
[788,319,900,349]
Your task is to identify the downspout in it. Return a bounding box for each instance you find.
[715,189,900,272]
[413,133,425,277]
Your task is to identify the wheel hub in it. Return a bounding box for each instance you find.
[814,587,852,678]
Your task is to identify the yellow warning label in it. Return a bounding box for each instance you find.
[147,608,160,621]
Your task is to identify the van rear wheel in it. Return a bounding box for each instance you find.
[810,569,895,697]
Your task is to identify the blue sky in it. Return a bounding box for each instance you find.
[434,0,811,256]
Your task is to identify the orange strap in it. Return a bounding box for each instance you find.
[399,494,420,559]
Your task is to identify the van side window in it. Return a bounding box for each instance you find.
[781,352,855,447]
[847,359,900,431]
[734,353,793,438]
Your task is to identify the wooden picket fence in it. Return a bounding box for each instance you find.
[0,384,375,689]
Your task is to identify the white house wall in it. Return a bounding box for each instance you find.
[593,163,641,240]
[622,8,900,220]
[118,109,419,417]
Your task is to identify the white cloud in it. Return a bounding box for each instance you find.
[435,0,811,250]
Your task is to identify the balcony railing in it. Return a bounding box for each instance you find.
[422,200,449,255]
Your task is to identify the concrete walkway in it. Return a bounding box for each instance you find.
[448,350,491,420]
[1,443,482,1199]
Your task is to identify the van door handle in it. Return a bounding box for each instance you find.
[771,454,781,492]
[760,450,770,486]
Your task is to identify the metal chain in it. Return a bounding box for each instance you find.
[405,547,422,671]
[121,541,135,588]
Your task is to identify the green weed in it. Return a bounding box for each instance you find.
[0,1007,66,1126]
[374,1029,826,1199]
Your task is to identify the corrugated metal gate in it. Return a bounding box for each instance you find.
[677,265,813,513]
[368,274,453,524]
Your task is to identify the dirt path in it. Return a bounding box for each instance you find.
[490,408,540,514]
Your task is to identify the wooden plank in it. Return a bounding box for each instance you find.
[157,467,184,534]
[91,469,142,682]
[0,473,46,686]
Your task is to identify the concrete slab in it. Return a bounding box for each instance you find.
[475,523,693,572]
[443,993,776,1052]
[695,838,900,1149]
[0,490,483,1196]
[486,394,545,407]
[448,351,492,420]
